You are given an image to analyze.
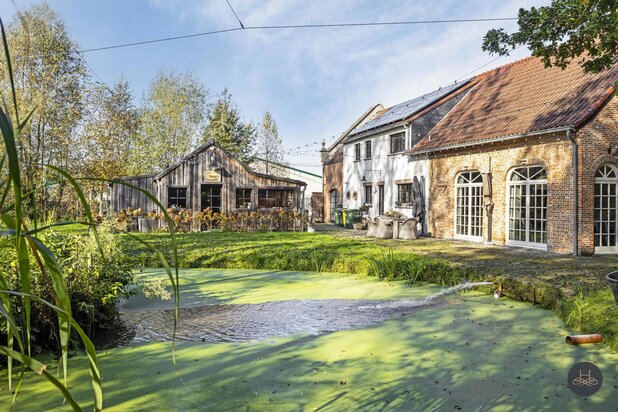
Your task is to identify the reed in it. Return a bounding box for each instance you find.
[0,16,179,411]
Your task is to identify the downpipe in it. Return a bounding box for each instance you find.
[568,128,579,256]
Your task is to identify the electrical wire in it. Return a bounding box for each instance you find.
[225,0,245,29]
[76,17,518,54]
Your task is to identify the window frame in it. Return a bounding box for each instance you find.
[396,183,413,207]
[258,188,295,209]
[453,171,484,241]
[167,186,188,209]
[354,143,361,162]
[594,164,618,254]
[505,166,548,250]
[235,188,252,209]
[389,132,406,154]
[365,140,372,159]
[364,185,372,206]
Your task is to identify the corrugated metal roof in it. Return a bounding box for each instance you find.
[347,80,472,137]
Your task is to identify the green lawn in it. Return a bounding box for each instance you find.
[3,269,617,411]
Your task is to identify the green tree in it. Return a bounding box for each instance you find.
[130,68,207,174]
[81,76,139,212]
[0,3,87,214]
[203,88,256,162]
[254,111,286,175]
[483,0,618,73]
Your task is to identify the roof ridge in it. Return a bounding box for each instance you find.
[472,55,537,80]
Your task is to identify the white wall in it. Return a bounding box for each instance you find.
[342,125,429,232]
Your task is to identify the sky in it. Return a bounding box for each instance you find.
[0,0,548,175]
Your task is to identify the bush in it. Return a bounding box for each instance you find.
[1,224,133,353]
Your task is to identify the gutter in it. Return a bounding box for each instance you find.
[407,126,573,157]
[567,128,579,256]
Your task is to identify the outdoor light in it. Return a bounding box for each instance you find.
[361,176,366,182]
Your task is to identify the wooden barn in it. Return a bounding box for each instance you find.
[110,140,307,213]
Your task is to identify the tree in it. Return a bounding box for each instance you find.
[0,3,88,214]
[80,76,139,211]
[202,89,256,162]
[483,0,618,73]
[130,68,207,174]
[254,112,286,175]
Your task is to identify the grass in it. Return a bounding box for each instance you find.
[3,269,617,411]
[118,231,618,351]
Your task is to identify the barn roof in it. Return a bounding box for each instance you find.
[155,140,306,186]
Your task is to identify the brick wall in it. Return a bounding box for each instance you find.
[428,131,575,254]
[322,160,343,223]
[577,94,618,255]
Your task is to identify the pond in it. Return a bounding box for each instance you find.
[96,298,445,348]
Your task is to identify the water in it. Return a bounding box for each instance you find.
[95,282,493,348]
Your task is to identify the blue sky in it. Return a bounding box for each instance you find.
[0,0,547,174]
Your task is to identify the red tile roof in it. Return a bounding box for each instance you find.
[407,57,618,155]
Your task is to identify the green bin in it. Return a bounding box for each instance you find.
[346,209,360,228]
[335,208,343,226]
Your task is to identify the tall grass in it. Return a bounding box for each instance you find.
[0,17,179,410]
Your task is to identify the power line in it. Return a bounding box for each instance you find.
[225,0,245,29]
[76,17,518,54]
[79,27,243,53]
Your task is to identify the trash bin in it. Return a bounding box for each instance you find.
[346,209,360,228]
[342,209,348,227]
[607,271,618,305]
[335,208,343,226]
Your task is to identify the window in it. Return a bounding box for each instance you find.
[258,189,294,208]
[200,184,221,212]
[354,143,361,161]
[455,171,483,239]
[364,185,372,205]
[329,189,339,223]
[168,187,187,209]
[236,188,252,208]
[594,164,618,253]
[397,183,413,206]
[365,140,372,159]
[507,166,547,248]
[390,132,405,154]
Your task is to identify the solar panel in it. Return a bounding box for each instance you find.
[349,79,471,137]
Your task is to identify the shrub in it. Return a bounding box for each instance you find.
[1,224,134,353]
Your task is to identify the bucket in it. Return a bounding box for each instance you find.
[607,271,618,305]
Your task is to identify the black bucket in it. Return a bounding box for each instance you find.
[607,271,618,305]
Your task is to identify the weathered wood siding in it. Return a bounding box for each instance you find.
[111,143,305,213]
[110,175,157,212]
[157,145,303,213]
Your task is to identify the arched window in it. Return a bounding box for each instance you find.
[594,164,618,253]
[507,166,547,248]
[455,171,483,239]
[329,189,339,223]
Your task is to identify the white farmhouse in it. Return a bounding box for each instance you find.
[341,80,474,234]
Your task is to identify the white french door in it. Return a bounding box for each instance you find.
[507,166,547,249]
[454,171,483,240]
[594,164,618,254]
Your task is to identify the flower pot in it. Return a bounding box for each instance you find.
[607,271,618,305]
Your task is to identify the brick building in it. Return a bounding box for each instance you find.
[406,57,618,255]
